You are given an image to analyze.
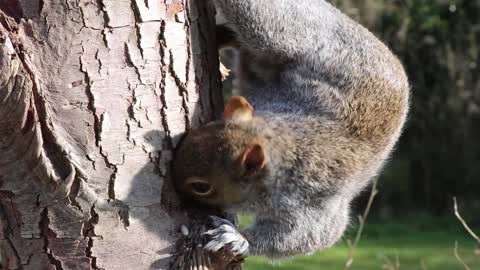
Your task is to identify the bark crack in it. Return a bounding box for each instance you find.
[183,1,192,85]
[0,191,21,230]
[124,42,142,83]
[115,201,130,229]
[158,21,173,148]
[5,235,22,269]
[93,0,111,49]
[79,50,101,147]
[79,47,119,208]
[39,208,64,270]
[0,197,22,268]
[101,29,110,49]
[126,80,142,144]
[86,238,100,270]
[67,166,83,212]
[23,252,34,266]
[63,0,71,11]
[83,203,101,270]
[126,81,140,122]
[130,0,144,58]
[107,166,118,201]
[36,194,41,207]
[95,0,110,27]
[86,154,97,170]
[78,5,102,31]
[168,49,191,130]
[125,118,133,144]
[95,49,102,75]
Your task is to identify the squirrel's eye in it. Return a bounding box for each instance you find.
[187,179,213,196]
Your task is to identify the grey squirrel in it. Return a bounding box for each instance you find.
[173,0,409,258]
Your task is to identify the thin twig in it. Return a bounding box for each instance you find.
[452,197,479,270]
[420,259,428,270]
[381,255,394,270]
[380,253,400,270]
[454,241,471,270]
[343,177,379,269]
[453,197,480,244]
[394,250,400,270]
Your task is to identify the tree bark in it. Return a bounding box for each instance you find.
[0,0,229,269]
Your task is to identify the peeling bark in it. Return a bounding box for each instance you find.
[0,0,230,269]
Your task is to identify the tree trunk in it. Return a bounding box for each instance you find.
[0,0,231,269]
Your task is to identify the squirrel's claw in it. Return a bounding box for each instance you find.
[203,216,249,257]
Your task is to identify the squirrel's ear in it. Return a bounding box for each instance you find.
[224,96,253,122]
[241,144,266,175]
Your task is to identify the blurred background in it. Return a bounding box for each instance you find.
[220,0,480,269]
[333,0,480,220]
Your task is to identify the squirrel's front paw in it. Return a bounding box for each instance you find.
[203,216,249,257]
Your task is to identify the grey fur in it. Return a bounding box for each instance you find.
[173,0,409,259]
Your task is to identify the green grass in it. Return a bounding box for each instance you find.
[0,216,477,270]
[241,216,480,270]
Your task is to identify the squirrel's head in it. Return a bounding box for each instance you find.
[173,96,270,207]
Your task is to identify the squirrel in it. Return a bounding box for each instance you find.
[173,0,409,259]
